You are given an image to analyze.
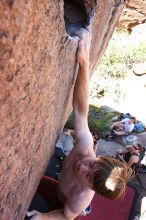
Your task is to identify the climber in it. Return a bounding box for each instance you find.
[27,29,133,220]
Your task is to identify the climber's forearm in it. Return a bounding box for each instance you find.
[73,63,89,117]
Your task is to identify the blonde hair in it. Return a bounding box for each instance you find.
[92,156,133,199]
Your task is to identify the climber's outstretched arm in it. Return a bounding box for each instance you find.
[73,30,93,148]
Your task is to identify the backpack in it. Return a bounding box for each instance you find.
[134,121,145,133]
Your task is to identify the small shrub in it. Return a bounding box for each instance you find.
[97,31,146,79]
[65,105,119,132]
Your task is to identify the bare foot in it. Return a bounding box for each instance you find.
[76,28,91,66]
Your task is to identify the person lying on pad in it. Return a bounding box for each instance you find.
[110,117,136,137]
[27,29,133,220]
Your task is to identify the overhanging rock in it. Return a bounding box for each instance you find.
[0,0,124,219]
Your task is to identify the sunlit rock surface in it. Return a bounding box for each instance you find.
[118,0,146,32]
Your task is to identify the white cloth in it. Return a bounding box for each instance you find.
[121,118,134,133]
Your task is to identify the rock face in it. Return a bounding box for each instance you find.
[0,0,124,219]
[118,0,146,32]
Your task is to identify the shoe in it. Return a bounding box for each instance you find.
[80,204,91,216]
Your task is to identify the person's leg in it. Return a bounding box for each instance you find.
[110,121,121,130]
[116,124,125,131]
[113,130,127,136]
[111,121,126,131]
